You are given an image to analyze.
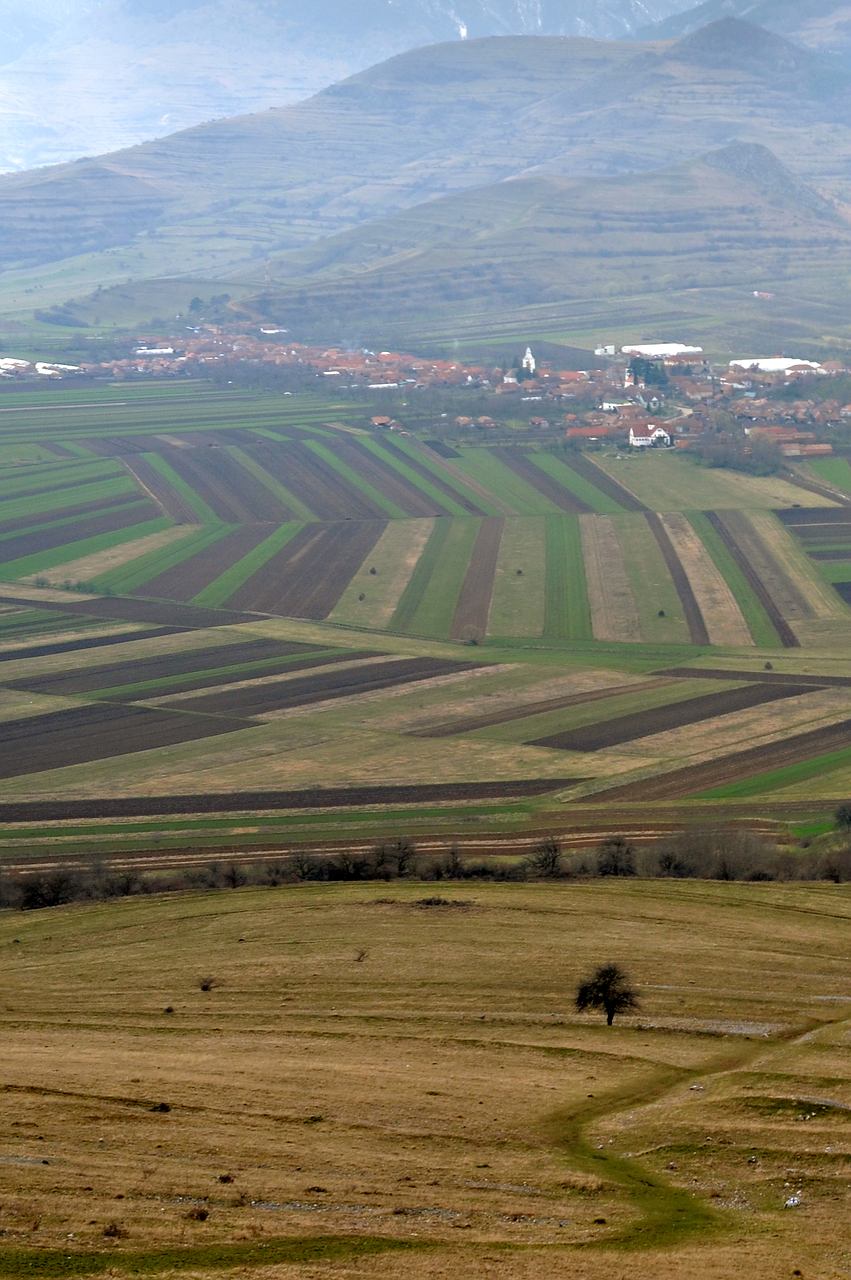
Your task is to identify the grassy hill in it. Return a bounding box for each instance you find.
[4,19,851,345]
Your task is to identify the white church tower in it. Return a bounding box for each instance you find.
[521,346,536,374]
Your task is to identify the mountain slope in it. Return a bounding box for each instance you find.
[0,0,693,171]
[638,0,851,69]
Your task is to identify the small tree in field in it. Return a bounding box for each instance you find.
[575,963,639,1026]
[835,803,851,833]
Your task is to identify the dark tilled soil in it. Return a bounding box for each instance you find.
[0,491,144,539]
[775,507,851,526]
[246,441,385,520]
[596,717,851,801]
[336,439,451,517]
[168,656,480,718]
[645,512,710,646]
[834,582,851,606]
[0,625,182,663]
[705,511,798,647]
[377,439,484,514]
[494,450,593,514]
[655,666,851,688]
[529,682,811,752]
[424,440,460,459]
[0,778,578,823]
[0,703,249,780]
[225,521,386,618]
[133,525,275,602]
[450,517,504,640]
[6,638,321,696]
[0,594,263,629]
[781,474,851,506]
[564,455,648,512]
[159,446,293,523]
[412,677,683,738]
[0,501,161,568]
[718,509,814,621]
[121,456,198,523]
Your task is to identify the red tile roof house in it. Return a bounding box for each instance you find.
[629,423,672,448]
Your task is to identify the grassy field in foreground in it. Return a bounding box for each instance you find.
[1,880,850,1279]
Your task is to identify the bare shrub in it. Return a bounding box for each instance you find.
[198,977,218,992]
[528,837,562,877]
[597,836,636,877]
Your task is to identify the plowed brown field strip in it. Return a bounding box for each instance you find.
[378,439,485,513]
[0,594,263,629]
[0,502,160,566]
[595,717,851,801]
[705,511,798,646]
[6,638,319,696]
[566,454,648,511]
[0,779,576,824]
[449,516,504,639]
[0,626,181,663]
[718,510,813,618]
[169,656,480,718]
[530,682,810,752]
[493,449,593,513]
[159,447,292,523]
[246,442,383,519]
[0,703,249,780]
[0,491,145,539]
[121,456,198,523]
[336,440,450,517]
[645,512,710,646]
[224,521,386,618]
[776,508,851,526]
[410,676,682,738]
[655,666,851,688]
[133,525,273,602]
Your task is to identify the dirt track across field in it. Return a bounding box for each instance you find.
[530,681,811,752]
[449,516,504,639]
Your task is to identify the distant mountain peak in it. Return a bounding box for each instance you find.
[667,14,809,68]
[702,139,836,215]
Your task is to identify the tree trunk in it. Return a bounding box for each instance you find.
[606,1010,614,1025]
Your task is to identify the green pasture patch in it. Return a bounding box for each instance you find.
[0,443,65,466]
[820,562,851,583]
[789,820,835,838]
[543,514,591,642]
[389,518,452,631]
[224,446,316,520]
[388,435,501,513]
[696,743,851,800]
[193,522,304,607]
[93,525,230,594]
[612,512,690,645]
[453,448,560,515]
[530,453,624,514]
[303,440,406,518]
[0,475,135,525]
[359,437,470,515]
[409,517,480,637]
[142,452,220,524]
[0,1234,421,1277]
[686,510,781,648]
[330,518,434,629]
[488,515,546,637]
[0,516,171,581]
[808,457,851,493]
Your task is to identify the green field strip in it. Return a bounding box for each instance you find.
[487,515,546,638]
[0,497,152,551]
[543,514,592,641]
[93,524,235,593]
[388,518,452,630]
[695,742,851,799]
[58,441,98,457]
[408,517,480,637]
[687,510,782,648]
[453,448,561,515]
[0,517,171,581]
[358,437,471,516]
[0,444,59,465]
[303,440,407,518]
[383,435,502,514]
[820,561,851,583]
[0,474,136,525]
[193,522,304,607]
[142,452,221,524]
[611,512,690,645]
[808,457,851,493]
[330,518,435,629]
[530,453,624,514]
[0,458,119,498]
[224,446,316,520]
[468,677,743,745]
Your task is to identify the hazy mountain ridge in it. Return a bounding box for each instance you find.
[0,0,691,171]
[638,0,851,67]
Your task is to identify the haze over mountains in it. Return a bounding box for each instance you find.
[0,0,692,171]
[640,0,851,65]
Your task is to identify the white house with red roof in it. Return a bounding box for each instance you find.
[629,422,671,448]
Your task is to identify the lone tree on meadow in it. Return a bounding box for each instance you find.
[575,963,640,1026]
[835,803,851,833]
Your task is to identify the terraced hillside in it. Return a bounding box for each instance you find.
[0,381,849,862]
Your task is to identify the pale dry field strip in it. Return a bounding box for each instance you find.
[579,514,642,643]
[719,510,815,621]
[0,882,850,1280]
[20,524,200,587]
[659,513,753,647]
[329,518,435,628]
[746,509,850,620]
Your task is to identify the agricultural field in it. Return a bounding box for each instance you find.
[1,879,851,1279]
[0,382,850,863]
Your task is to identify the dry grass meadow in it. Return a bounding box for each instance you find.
[1,880,851,1279]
